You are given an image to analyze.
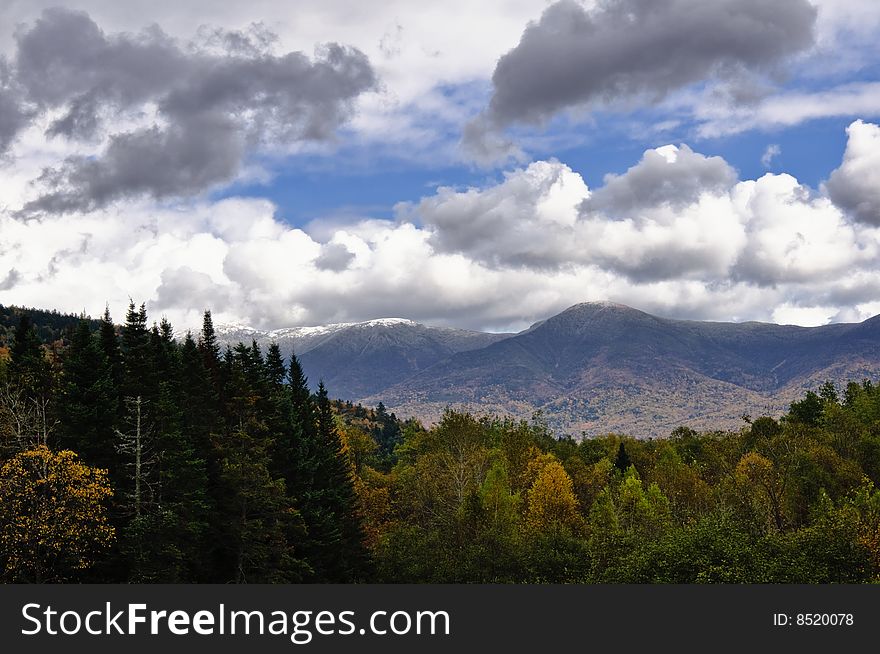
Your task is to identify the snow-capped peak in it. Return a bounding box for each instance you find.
[214,317,421,340]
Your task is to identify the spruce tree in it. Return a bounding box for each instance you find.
[59,319,117,472]
[121,302,155,402]
[147,323,212,582]
[614,442,632,474]
[179,332,222,580]
[98,306,123,391]
[7,313,55,448]
[10,314,45,381]
[213,341,306,582]
[265,343,286,387]
[274,352,316,500]
[305,381,371,581]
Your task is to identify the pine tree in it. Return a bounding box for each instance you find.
[213,342,306,582]
[614,442,632,474]
[178,332,222,580]
[98,306,123,394]
[5,314,55,449]
[121,302,155,402]
[304,381,370,581]
[146,323,212,582]
[59,319,117,473]
[10,314,45,383]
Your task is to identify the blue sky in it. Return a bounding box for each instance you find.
[1,0,880,331]
[226,115,856,227]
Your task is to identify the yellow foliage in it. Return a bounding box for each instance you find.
[735,451,786,531]
[353,468,393,551]
[0,445,115,582]
[526,459,581,533]
[523,449,557,491]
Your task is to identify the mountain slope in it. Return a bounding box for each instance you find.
[364,302,880,437]
[215,318,511,399]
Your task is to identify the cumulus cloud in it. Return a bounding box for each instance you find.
[464,0,817,159]
[314,243,356,271]
[5,8,376,213]
[406,160,589,269]
[585,144,737,215]
[826,119,880,225]
[413,145,745,281]
[3,122,880,332]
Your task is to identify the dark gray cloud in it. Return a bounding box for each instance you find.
[27,116,245,214]
[584,144,737,216]
[0,268,21,291]
[0,87,27,154]
[0,57,28,153]
[465,0,816,157]
[10,8,376,213]
[314,243,355,271]
[15,9,184,116]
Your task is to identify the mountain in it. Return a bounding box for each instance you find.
[214,318,512,399]
[15,300,880,437]
[215,302,880,438]
[361,302,880,437]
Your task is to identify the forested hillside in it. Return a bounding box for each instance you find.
[0,304,100,350]
[0,305,368,582]
[2,305,880,583]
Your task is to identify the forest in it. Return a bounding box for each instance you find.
[2,304,880,583]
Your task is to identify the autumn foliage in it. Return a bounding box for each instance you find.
[0,446,114,582]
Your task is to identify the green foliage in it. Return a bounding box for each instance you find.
[59,319,117,473]
[0,304,374,584]
[364,380,880,584]
[4,304,880,584]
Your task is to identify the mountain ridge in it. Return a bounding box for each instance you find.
[212,302,880,437]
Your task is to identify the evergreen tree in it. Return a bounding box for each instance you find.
[308,381,370,581]
[273,352,316,498]
[59,319,117,473]
[373,401,403,468]
[265,344,286,387]
[614,442,632,474]
[6,314,55,448]
[178,332,222,580]
[10,314,45,383]
[212,341,306,582]
[137,318,211,581]
[120,302,155,402]
[98,306,123,394]
[198,310,221,394]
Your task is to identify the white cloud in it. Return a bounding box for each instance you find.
[761,144,781,168]
[771,303,839,327]
[826,119,880,225]
[694,82,880,138]
[0,0,550,164]
[4,121,880,332]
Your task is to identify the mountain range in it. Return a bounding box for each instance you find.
[216,302,880,438]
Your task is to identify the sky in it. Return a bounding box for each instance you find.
[1,0,880,332]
